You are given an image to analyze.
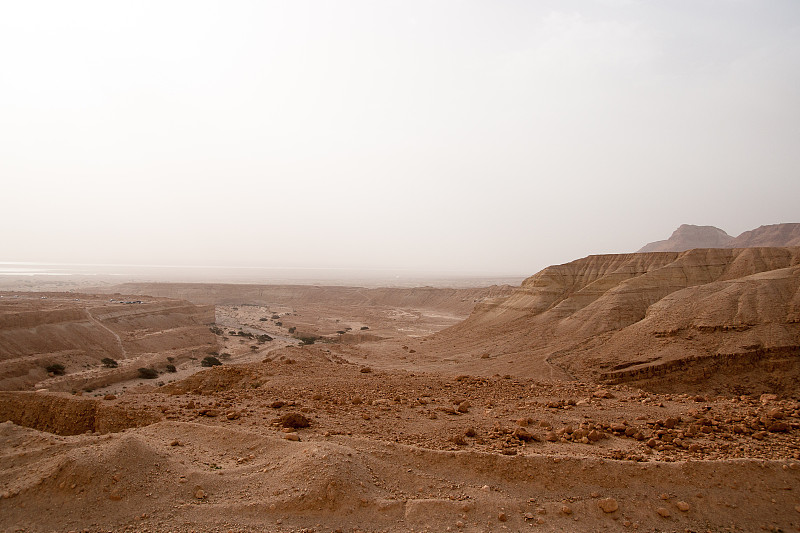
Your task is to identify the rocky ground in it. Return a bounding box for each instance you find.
[2,284,800,532]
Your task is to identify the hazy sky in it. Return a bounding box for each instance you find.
[2,1,799,276]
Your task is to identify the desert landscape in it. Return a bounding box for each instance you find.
[0,223,798,532]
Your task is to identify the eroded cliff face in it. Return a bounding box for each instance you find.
[425,247,800,394]
[0,295,216,390]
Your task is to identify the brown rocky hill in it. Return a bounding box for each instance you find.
[383,247,800,395]
[729,223,800,248]
[0,293,216,391]
[637,224,733,252]
[638,222,800,252]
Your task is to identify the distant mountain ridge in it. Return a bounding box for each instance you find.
[638,223,800,252]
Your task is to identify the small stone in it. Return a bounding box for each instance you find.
[545,431,558,442]
[676,501,690,512]
[598,498,619,513]
[283,433,300,441]
[656,507,670,518]
[194,488,206,499]
[457,400,471,413]
[768,422,789,433]
[513,427,535,442]
[660,493,669,500]
[103,394,116,400]
[498,511,507,522]
[524,512,534,521]
[481,485,490,492]
[561,505,572,515]
[170,440,180,446]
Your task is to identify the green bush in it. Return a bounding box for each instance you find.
[201,356,222,367]
[137,367,158,379]
[46,363,66,375]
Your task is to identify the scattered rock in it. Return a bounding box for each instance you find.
[457,400,471,413]
[279,413,310,428]
[656,507,670,517]
[676,501,690,512]
[598,498,618,513]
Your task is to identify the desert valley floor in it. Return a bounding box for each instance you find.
[2,237,800,532]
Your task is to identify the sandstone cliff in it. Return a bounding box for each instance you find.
[413,247,800,394]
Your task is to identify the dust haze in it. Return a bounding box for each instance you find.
[2,1,800,275]
[2,3,800,533]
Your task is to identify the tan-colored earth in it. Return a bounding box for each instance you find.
[2,247,800,532]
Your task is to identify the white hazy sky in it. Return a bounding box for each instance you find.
[1,1,799,276]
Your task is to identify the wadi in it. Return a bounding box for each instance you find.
[1,224,799,532]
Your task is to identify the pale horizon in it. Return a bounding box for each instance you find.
[2,1,799,276]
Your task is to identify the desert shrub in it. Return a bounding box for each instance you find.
[257,334,273,343]
[165,364,177,373]
[46,363,65,375]
[101,357,118,368]
[336,330,346,335]
[360,326,369,330]
[259,317,268,321]
[271,314,280,319]
[275,322,282,327]
[201,356,222,367]
[288,327,296,334]
[296,336,317,345]
[137,367,158,379]
[209,325,223,335]
[219,352,232,359]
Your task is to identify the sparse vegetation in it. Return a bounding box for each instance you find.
[46,363,65,375]
[201,356,222,367]
[288,326,296,334]
[137,367,158,379]
[101,357,118,368]
[296,335,318,345]
[209,325,224,335]
[165,364,177,373]
[360,326,369,330]
[259,317,268,321]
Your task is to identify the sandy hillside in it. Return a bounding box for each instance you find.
[367,247,800,396]
[0,293,216,392]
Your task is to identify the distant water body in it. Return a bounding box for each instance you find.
[0,262,524,288]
